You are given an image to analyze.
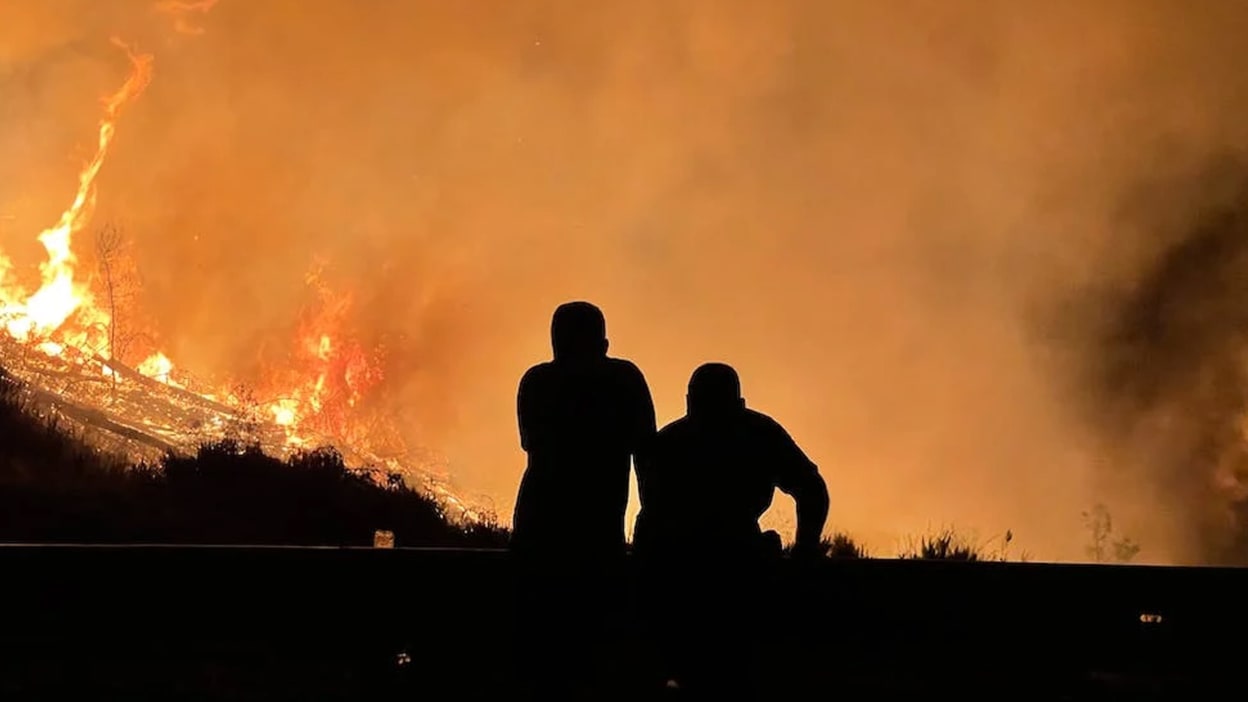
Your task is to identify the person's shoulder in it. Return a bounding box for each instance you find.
[658,416,690,435]
[743,408,797,440]
[743,408,782,429]
[519,361,555,385]
[654,416,694,442]
[744,409,814,467]
[605,356,644,375]
[605,357,649,384]
[648,417,689,451]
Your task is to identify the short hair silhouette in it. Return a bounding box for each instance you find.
[635,360,829,559]
[687,362,745,416]
[550,301,608,361]
[634,361,829,697]
[512,300,657,697]
[512,299,655,554]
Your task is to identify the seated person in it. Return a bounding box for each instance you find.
[633,362,828,560]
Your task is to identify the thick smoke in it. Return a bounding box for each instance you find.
[1059,157,1248,565]
[4,1,1248,561]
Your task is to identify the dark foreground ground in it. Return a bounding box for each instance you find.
[0,546,1244,700]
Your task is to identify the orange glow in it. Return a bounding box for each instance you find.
[0,6,378,447]
[0,40,151,350]
[155,0,221,35]
[14,1,1248,559]
[137,352,183,387]
[256,270,385,443]
[0,5,457,519]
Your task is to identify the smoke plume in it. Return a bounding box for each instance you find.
[4,0,1248,561]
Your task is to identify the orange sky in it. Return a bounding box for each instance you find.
[4,0,1248,561]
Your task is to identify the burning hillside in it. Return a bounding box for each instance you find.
[11,1,1248,562]
[0,25,477,524]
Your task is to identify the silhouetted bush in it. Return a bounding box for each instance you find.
[1082,505,1140,563]
[0,368,508,547]
[784,532,870,558]
[822,532,869,558]
[899,528,982,561]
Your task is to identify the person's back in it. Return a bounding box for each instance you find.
[632,362,828,697]
[636,410,812,558]
[634,363,828,561]
[511,301,656,556]
[510,302,654,699]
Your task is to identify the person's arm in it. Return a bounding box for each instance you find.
[789,470,829,557]
[771,422,829,557]
[632,364,658,450]
[629,364,658,491]
[628,364,659,547]
[517,366,540,452]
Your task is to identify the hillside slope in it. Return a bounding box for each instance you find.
[0,368,507,547]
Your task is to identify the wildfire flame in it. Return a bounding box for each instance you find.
[0,30,368,441]
[0,1,481,524]
[0,9,479,524]
[1,39,152,350]
[260,268,384,442]
[136,351,182,387]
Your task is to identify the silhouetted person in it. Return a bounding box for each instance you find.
[509,301,655,699]
[633,362,829,696]
[634,362,828,559]
[511,300,656,556]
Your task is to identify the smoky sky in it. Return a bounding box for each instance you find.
[4,0,1248,561]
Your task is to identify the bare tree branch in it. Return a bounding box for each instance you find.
[93,223,146,400]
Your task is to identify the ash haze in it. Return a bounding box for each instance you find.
[3,0,1248,562]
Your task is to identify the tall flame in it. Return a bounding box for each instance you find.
[0,30,386,447]
[0,7,448,515]
[2,39,153,348]
[0,7,482,527]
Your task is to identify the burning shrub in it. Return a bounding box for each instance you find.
[0,372,508,548]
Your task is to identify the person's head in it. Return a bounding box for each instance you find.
[550,301,608,362]
[687,362,746,418]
